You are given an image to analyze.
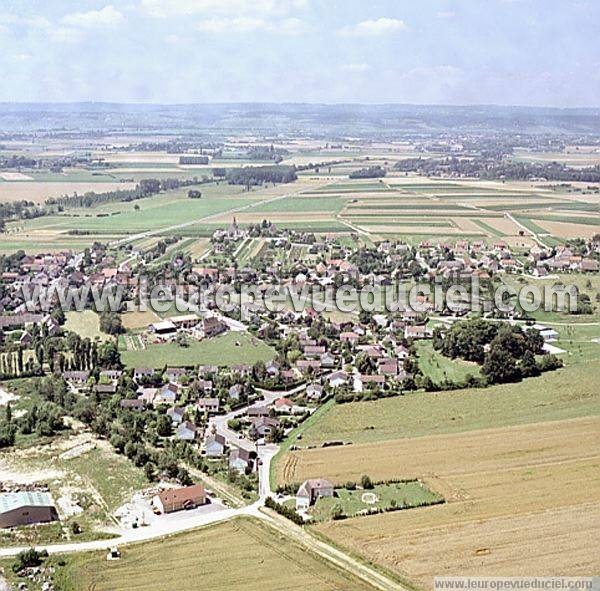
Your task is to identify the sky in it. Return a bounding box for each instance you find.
[0,0,598,106]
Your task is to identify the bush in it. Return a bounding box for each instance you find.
[360,474,374,490]
[13,548,46,573]
[264,497,304,526]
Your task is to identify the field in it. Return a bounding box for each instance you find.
[276,359,600,452]
[312,417,600,589]
[64,311,109,341]
[415,341,480,383]
[51,517,375,591]
[119,331,275,368]
[0,180,136,203]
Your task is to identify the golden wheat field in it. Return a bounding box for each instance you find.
[278,417,600,590]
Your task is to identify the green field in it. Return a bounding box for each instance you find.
[287,359,600,446]
[49,518,375,591]
[119,332,275,368]
[65,311,109,341]
[415,340,481,383]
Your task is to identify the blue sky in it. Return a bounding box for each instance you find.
[0,0,598,106]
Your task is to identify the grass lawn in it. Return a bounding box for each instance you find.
[309,481,442,522]
[120,332,275,368]
[285,359,600,447]
[415,341,481,383]
[64,310,109,341]
[47,517,375,591]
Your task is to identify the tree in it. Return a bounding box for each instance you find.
[156,414,172,437]
[482,346,521,384]
[360,474,374,490]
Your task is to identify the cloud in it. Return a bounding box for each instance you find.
[338,17,407,37]
[62,5,125,28]
[402,65,463,80]
[141,0,307,18]
[436,11,455,18]
[196,16,305,34]
[11,53,33,61]
[341,63,370,72]
[48,26,87,43]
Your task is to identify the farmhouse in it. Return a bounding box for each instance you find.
[296,479,334,511]
[0,491,59,528]
[152,484,207,514]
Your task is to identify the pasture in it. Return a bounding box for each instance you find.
[275,359,600,451]
[52,517,375,591]
[119,332,275,368]
[64,311,109,341]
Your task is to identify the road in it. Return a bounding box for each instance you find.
[505,211,551,250]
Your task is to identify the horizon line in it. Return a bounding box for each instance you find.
[0,100,599,111]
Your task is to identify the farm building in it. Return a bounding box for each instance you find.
[149,320,177,337]
[0,491,59,528]
[152,484,207,514]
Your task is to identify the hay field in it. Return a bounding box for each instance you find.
[0,181,136,203]
[313,417,600,589]
[55,517,375,591]
[533,219,600,238]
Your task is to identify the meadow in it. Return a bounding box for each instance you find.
[119,332,275,368]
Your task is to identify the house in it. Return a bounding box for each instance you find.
[134,367,154,381]
[167,406,185,425]
[93,383,117,396]
[404,325,429,340]
[228,447,255,474]
[164,367,187,383]
[378,358,398,376]
[120,399,145,412]
[305,383,324,401]
[100,369,123,381]
[328,371,347,388]
[228,384,242,400]
[249,416,280,439]
[62,371,90,391]
[354,374,385,392]
[196,397,220,414]
[205,433,226,457]
[319,351,336,368]
[177,421,198,441]
[152,484,206,514]
[265,360,280,377]
[395,345,410,359]
[202,316,228,339]
[137,387,159,405]
[247,405,269,418]
[0,491,59,528]
[296,479,334,511]
[155,383,178,405]
[196,379,213,394]
[273,397,294,413]
[340,332,359,344]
